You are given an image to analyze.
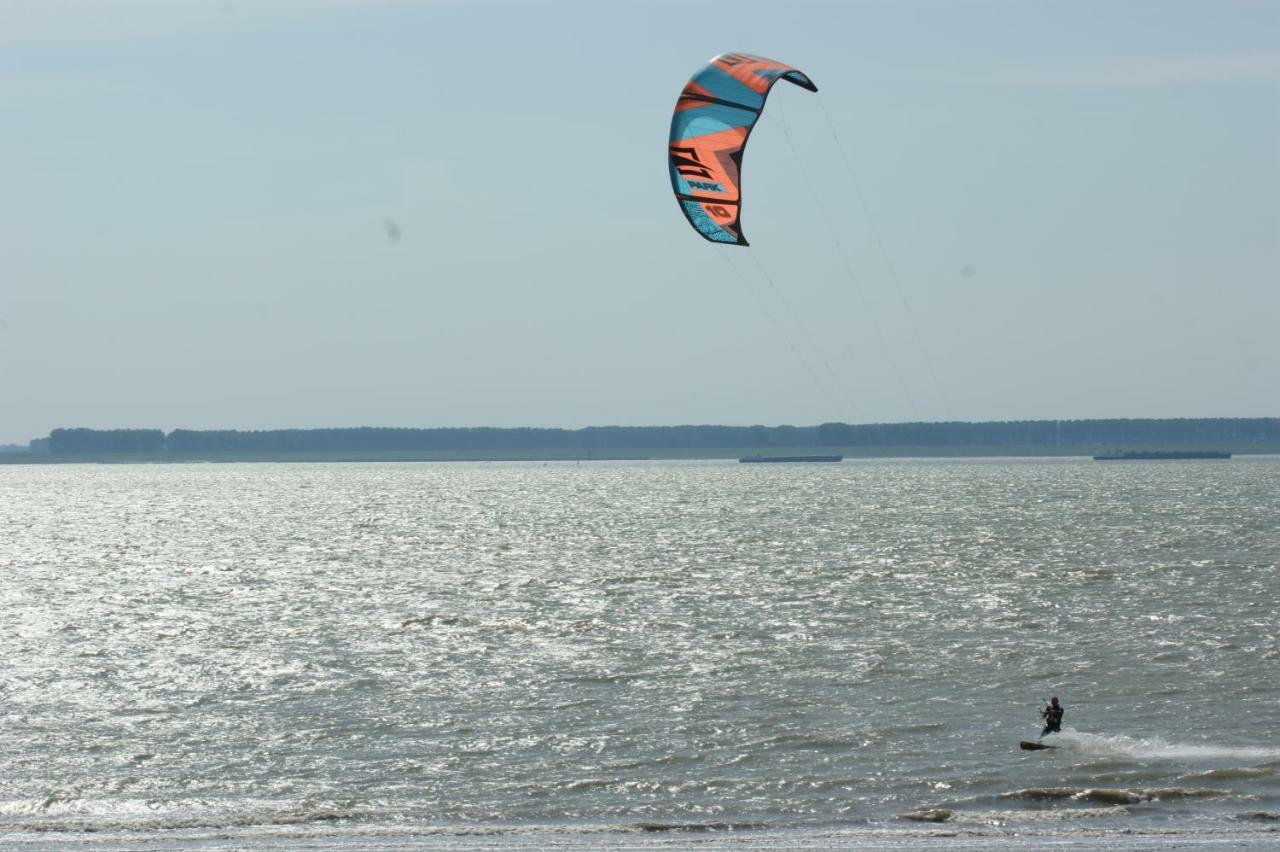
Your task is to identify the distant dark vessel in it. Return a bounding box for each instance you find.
[1093,450,1231,461]
[739,455,843,463]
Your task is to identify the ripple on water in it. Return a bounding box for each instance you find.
[0,458,1277,841]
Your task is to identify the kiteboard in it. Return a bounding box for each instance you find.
[1019,740,1058,751]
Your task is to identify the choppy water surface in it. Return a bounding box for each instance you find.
[1,458,1278,848]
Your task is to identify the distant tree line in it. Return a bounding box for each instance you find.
[49,428,166,453]
[44,418,1280,454]
[814,418,1280,447]
[163,425,824,453]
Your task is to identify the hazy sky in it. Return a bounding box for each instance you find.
[3,0,1277,443]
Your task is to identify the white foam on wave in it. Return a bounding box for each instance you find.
[1046,730,1280,761]
[0,795,370,833]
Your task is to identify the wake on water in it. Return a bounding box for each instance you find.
[1043,729,1280,761]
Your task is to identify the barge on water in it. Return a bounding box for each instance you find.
[739,454,843,463]
[1093,450,1231,461]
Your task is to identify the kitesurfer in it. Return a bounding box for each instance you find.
[1040,696,1064,738]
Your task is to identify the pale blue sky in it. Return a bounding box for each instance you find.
[3,0,1277,443]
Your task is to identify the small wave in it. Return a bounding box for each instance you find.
[558,671,654,685]
[1000,786,1241,805]
[561,777,617,791]
[394,614,467,630]
[1084,768,1180,783]
[949,805,1132,822]
[762,732,867,751]
[1047,730,1280,760]
[631,821,768,833]
[1076,788,1148,805]
[0,820,770,847]
[1188,766,1274,780]
[1139,787,1246,800]
[0,796,370,834]
[879,722,946,735]
[898,808,952,822]
[999,787,1079,800]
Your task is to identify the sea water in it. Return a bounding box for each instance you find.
[1,458,1277,848]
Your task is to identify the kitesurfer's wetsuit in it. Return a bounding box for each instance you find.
[1040,701,1064,737]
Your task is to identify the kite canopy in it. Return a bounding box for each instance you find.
[668,53,817,246]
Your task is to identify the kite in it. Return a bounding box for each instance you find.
[668,53,817,246]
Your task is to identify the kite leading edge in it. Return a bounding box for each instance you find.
[668,53,817,246]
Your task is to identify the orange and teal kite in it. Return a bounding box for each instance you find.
[669,53,818,246]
